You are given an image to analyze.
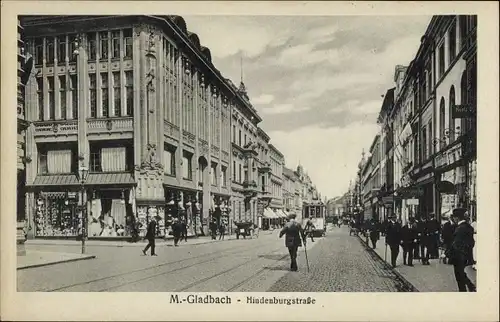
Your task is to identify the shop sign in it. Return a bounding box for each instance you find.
[407,198,419,205]
[435,143,462,169]
[403,187,424,198]
[382,196,394,205]
[452,104,475,119]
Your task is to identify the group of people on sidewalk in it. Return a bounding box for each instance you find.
[377,208,476,292]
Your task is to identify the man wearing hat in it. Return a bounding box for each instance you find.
[441,216,456,264]
[427,213,441,259]
[279,213,307,272]
[446,208,476,292]
[142,216,157,256]
[401,217,417,266]
[385,214,402,268]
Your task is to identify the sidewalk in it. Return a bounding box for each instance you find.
[17,250,95,270]
[25,231,273,248]
[359,234,477,292]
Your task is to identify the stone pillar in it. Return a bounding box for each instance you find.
[134,27,165,232]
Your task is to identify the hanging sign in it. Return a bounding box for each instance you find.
[452,104,475,119]
[407,198,419,205]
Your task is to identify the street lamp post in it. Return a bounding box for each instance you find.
[79,166,89,254]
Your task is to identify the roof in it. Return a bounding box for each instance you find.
[28,173,136,187]
[29,174,79,186]
[86,173,135,185]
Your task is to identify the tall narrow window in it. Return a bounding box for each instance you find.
[125,71,133,116]
[89,146,102,172]
[68,35,77,63]
[439,98,446,150]
[46,37,54,64]
[182,151,192,180]
[238,129,242,146]
[421,126,427,161]
[57,35,66,63]
[48,77,55,120]
[101,73,109,117]
[37,77,44,120]
[459,16,467,48]
[428,120,433,156]
[438,44,445,78]
[100,31,108,60]
[233,161,236,181]
[449,86,456,142]
[449,22,457,62]
[111,31,120,59]
[89,74,97,118]
[113,72,121,116]
[70,75,78,119]
[124,29,133,58]
[35,39,43,65]
[238,164,242,183]
[87,32,96,60]
[59,75,66,119]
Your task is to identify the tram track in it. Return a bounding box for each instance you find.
[45,241,267,292]
[174,246,287,292]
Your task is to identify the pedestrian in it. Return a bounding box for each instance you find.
[142,217,157,256]
[446,208,476,292]
[401,217,417,266]
[219,222,226,240]
[385,214,402,268]
[441,216,456,265]
[413,217,422,259]
[427,213,441,259]
[279,213,307,272]
[209,220,217,240]
[369,218,380,249]
[420,216,431,265]
[305,217,315,242]
[181,219,188,242]
[171,218,182,247]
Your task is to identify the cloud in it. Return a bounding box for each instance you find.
[330,99,383,116]
[269,122,380,198]
[261,103,311,115]
[183,16,289,59]
[251,94,275,105]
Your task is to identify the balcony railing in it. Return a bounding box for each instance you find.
[33,120,78,136]
[87,117,133,133]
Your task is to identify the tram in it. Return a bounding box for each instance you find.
[302,200,327,237]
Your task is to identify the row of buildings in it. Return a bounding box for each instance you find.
[346,15,477,225]
[16,15,322,244]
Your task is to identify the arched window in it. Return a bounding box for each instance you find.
[460,72,468,133]
[449,86,456,142]
[439,97,445,150]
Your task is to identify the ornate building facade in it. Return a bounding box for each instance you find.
[21,15,267,239]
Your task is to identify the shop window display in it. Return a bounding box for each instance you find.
[35,193,79,237]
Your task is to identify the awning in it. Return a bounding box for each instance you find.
[263,208,277,219]
[279,210,288,218]
[86,173,135,186]
[29,174,80,187]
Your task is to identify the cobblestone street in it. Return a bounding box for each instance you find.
[18,227,414,292]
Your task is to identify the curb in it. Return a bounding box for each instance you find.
[356,234,419,292]
[17,255,96,270]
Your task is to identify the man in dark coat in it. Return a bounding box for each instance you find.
[385,215,402,268]
[209,220,218,240]
[427,213,441,259]
[418,216,431,265]
[446,208,476,292]
[441,216,456,264]
[142,217,157,256]
[171,218,183,246]
[413,217,422,259]
[219,222,226,240]
[279,213,307,271]
[401,217,417,266]
[180,219,188,242]
[369,218,380,249]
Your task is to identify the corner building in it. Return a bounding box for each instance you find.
[22,15,262,239]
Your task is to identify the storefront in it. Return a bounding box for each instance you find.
[434,139,467,221]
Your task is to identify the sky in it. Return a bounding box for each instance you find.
[183,15,432,200]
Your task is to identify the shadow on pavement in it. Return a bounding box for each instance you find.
[258,254,288,261]
[262,265,290,271]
